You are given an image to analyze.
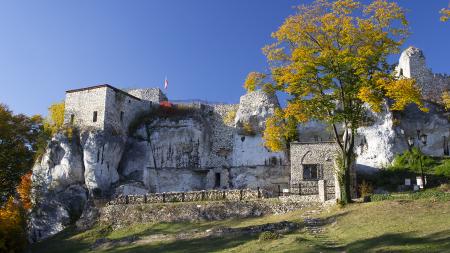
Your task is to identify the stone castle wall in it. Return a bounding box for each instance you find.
[64,86,108,129]
[103,88,149,134]
[396,46,450,103]
[127,88,168,103]
[64,86,167,134]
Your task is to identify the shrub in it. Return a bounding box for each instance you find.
[259,231,281,241]
[242,122,256,136]
[223,109,237,125]
[390,147,437,172]
[434,159,450,177]
[359,180,373,198]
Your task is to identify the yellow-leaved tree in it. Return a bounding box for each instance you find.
[442,91,450,110]
[248,0,425,203]
[45,102,65,135]
[0,197,27,252]
[441,2,450,22]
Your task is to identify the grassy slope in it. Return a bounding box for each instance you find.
[32,199,450,253]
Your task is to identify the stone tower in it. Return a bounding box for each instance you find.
[396,46,450,103]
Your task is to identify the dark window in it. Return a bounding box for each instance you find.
[399,68,404,76]
[128,100,131,103]
[215,173,221,188]
[93,111,98,122]
[120,111,124,122]
[70,114,74,124]
[303,164,322,180]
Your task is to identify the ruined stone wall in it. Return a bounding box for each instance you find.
[396,46,450,103]
[108,188,264,205]
[126,88,168,103]
[208,104,239,167]
[64,87,108,129]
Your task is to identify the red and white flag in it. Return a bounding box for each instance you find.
[164,77,168,89]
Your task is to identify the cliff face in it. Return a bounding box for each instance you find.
[29,91,287,241]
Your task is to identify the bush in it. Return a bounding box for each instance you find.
[434,159,450,177]
[259,231,281,241]
[390,147,437,172]
[223,109,237,125]
[358,180,373,198]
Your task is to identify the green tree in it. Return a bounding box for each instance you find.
[0,104,44,200]
[249,0,424,203]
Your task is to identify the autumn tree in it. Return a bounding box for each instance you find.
[17,172,32,210]
[0,197,27,252]
[0,104,44,200]
[441,2,450,22]
[45,101,65,135]
[248,0,424,203]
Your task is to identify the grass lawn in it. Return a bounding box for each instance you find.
[32,197,450,253]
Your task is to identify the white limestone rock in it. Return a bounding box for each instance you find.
[114,182,148,196]
[356,102,449,172]
[234,90,279,134]
[356,104,401,172]
[81,131,125,196]
[32,133,84,195]
[231,134,285,167]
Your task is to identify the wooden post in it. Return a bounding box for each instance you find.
[257,187,261,199]
[239,189,243,201]
[125,195,129,204]
[278,185,281,197]
[298,183,301,196]
[162,193,166,203]
[144,195,147,204]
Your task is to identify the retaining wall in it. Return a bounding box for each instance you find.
[108,188,265,205]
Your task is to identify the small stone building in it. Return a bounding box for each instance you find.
[64,84,167,133]
[290,141,357,201]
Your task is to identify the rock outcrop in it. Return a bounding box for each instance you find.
[81,131,126,196]
[235,90,279,134]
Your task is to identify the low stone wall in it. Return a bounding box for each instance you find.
[99,199,319,229]
[107,189,265,205]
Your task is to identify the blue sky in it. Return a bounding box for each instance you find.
[0,0,448,116]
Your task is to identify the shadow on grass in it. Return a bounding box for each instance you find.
[31,227,93,253]
[343,229,450,253]
[104,234,258,253]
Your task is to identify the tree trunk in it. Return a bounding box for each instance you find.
[335,126,354,204]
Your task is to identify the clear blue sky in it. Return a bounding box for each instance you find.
[0,0,448,116]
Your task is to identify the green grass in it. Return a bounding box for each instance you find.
[32,199,450,253]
